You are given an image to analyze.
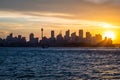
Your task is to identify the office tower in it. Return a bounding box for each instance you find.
[18,35,22,40]
[86,32,91,39]
[56,33,63,41]
[65,30,70,40]
[86,32,91,44]
[29,33,34,42]
[71,32,76,42]
[51,30,55,39]
[6,33,14,43]
[95,34,102,42]
[79,29,83,39]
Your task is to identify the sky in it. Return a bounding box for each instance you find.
[0,0,120,43]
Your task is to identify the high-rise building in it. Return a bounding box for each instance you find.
[86,32,91,39]
[71,32,76,42]
[18,35,22,40]
[29,33,38,46]
[6,33,14,43]
[41,28,43,39]
[56,33,63,41]
[29,33,34,42]
[95,34,102,42]
[79,29,83,39]
[51,30,55,39]
[86,32,92,44]
[64,30,70,40]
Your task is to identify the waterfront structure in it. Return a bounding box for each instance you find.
[0,29,113,47]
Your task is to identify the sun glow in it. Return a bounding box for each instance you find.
[103,31,115,40]
[102,24,112,28]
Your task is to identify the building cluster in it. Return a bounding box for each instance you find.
[0,29,113,47]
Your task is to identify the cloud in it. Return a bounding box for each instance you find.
[83,0,120,4]
[0,0,119,12]
[84,0,110,4]
[0,0,119,26]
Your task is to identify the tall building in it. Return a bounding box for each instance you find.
[64,30,70,40]
[86,32,91,39]
[51,30,55,39]
[56,33,64,46]
[95,34,102,43]
[18,35,22,40]
[71,32,76,42]
[29,33,34,42]
[5,33,14,45]
[86,32,92,44]
[56,33,63,41]
[0,38,3,46]
[41,28,43,39]
[79,29,83,39]
[29,33,38,46]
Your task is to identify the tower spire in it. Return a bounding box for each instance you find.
[41,28,43,39]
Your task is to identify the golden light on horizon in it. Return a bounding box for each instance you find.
[103,31,115,40]
[102,24,112,28]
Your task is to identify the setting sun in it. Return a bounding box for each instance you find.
[103,31,115,40]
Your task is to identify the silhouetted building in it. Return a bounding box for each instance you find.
[49,30,56,46]
[71,32,76,42]
[21,37,26,44]
[79,29,83,39]
[86,32,92,44]
[91,34,102,45]
[78,29,84,42]
[41,28,43,39]
[51,30,55,39]
[18,35,22,40]
[0,38,3,46]
[64,30,70,41]
[0,29,113,47]
[29,33,34,42]
[29,33,38,46]
[40,36,49,47]
[56,33,63,41]
[5,33,14,46]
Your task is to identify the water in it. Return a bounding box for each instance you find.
[0,47,120,80]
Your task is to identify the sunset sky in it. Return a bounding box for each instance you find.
[0,0,120,43]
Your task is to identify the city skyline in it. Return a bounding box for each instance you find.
[0,28,114,41]
[0,0,120,43]
[0,29,113,47]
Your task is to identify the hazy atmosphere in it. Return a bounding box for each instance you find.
[0,0,120,43]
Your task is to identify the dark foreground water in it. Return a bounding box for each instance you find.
[0,47,120,80]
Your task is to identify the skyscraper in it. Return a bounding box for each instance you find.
[64,30,70,40]
[51,30,55,39]
[18,35,22,40]
[86,32,92,44]
[41,28,43,39]
[29,33,38,46]
[79,29,83,39]
[29,33,34,42]
[86,32,91,39]
[71,32,76,42]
